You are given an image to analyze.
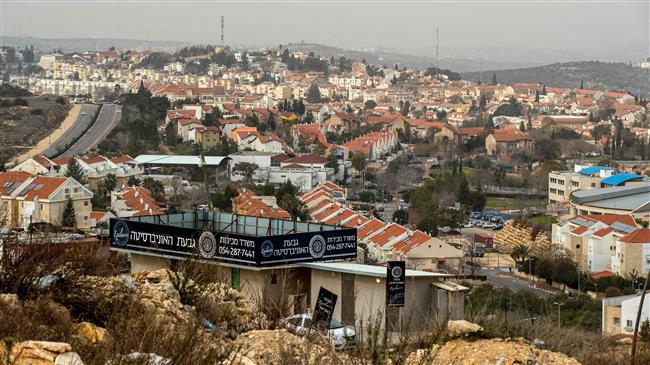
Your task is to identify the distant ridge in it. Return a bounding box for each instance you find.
[462,61,650,96]
[2,36,189,53]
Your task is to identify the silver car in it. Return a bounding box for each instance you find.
[281,314,357,349]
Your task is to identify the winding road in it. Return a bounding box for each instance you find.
[62,104,122,156]
[42,104,99,158]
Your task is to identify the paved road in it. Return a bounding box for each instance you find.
[42,104,99,158]
[481,267,559,298]
[62,104,121,156]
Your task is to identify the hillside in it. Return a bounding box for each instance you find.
[2,36,188,53]
[462,61,650,95]
[283,42,532,72]
[0,93,70,164]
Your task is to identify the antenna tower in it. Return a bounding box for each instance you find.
[435,28,440,79]
[221,16,225,45]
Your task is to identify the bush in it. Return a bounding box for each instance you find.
[30,108,43,115]
[604,286,622,298]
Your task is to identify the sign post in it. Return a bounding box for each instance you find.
[386,261,405,333]
[312,287,338,330]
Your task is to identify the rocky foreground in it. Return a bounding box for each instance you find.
[0,269,583,365]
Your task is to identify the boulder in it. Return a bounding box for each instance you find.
[407,338,581,365]
[447,320,484,337]
[73,322,107,344]
[9,341,78,365]
[0,293,20,308]
[55,352,85,365]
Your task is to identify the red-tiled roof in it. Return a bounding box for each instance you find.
[593,227,615,238]
[110,155,134,164]
[590,271,614,279]
[0,171,34,195]
[284,155,328,165]
[577,214,637,228]
[358,219,386,240]
[82,155,108,165]
[571,226,588,235]
[323,209,355,226]
[368,224,408,247]
[620,229,650,244]
[17,176,68,200]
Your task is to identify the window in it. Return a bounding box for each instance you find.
[40,204,44,209]
[74,188,79,193]
[627,320,633,328]
[84,216,88,221]
[614,317,620,325]
[572,181,579,187]
[84,201,88,206]
[576,244,580,249]
[65,188,69,194]
[591,183,596,187]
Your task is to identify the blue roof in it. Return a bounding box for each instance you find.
[579,166,615,176]
[601,173,643,186]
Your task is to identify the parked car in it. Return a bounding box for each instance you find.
[483,222,497,229]
[281,314,357,350]
[463,222,473,228]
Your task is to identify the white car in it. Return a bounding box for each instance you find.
[281,314,356,350]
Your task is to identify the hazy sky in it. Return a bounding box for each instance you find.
[2,0,649,59]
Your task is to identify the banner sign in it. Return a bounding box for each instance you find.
[386,261,406,307]
[312,287,338,329]
[109,219,357,267]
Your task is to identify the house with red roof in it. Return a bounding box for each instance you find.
[485,129,534,156]
[553,214,639,273]
[232,188,291,220]
[111,186,162,217]
[0,172,93,230]
[612,229,650,278]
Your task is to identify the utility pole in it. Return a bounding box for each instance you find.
[631,267,650,365]
[553,302,564,327]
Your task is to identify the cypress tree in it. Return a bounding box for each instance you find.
[62,198,76,228]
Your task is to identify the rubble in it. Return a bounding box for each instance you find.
[73,322,107,344]
[8,340,84,365]
[408,338,581,365]
[447,320,484,337]
[227,330,346,365]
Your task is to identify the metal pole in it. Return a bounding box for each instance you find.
[578,269,581,293]
[631,267,650,365]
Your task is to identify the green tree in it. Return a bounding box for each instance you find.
[65,158,86,184]
[510,244,530,264]
[351,152,368,173]
[640,319,650,343]
[142,177,165,202]
[232,162,258,180]
[552,258,578,287]
[325,154,339,174]
[392,209,409,225]
[306,83,321,103]
[62,198,77,227]
[165,123,177,146]
[535,257,555,281]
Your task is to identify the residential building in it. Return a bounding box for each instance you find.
[485,130,534,156]
[0,173,93,230]
[548,165,615,205]
[602,293,650,336]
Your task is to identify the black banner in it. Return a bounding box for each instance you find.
[109,218,357,267]
[386,261,405,308]
[312,287,338,329]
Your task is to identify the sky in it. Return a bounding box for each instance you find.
[1,0,649,62]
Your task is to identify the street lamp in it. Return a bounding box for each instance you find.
[553,301,565,327]
[528,257,535,287]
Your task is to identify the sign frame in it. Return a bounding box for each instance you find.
[386,260,406,308]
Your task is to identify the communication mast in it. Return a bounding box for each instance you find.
[220,16,225,46]
[435,28,440,79]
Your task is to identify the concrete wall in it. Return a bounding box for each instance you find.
[131,253,171,272]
